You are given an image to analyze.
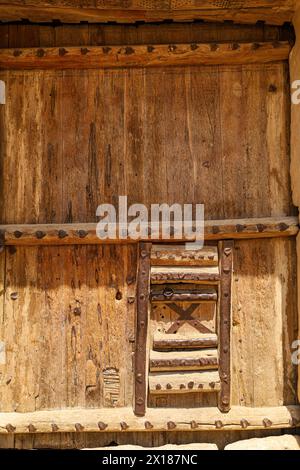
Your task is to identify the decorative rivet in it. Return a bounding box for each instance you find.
[257,224,265,232]
[73,307,81,316]
[6,424,16,433]
[190,420,198,429]
[210,43,219,51]
[209,382,215,389]
[224,247,232,256]
[98,422,107,430]
[166,383,172,390]
[10,292,18,301]
[215,420,223,429]
[222,396,230,405]
[75,423,84,432]
[279,222,288,231]
[51,423,59,432]
[136,373,142,383]
[120,421,129,430]
[155,384,162,390]
[14,231,22,238]
[36,231,46,239]
[59,47,67,56]
[81,47,89,55]
[28,424,37,433]
[167,421,176,430]
[78,230,87,238]
[180,384,186,389]
[240,419,249,429]
[147,46,155,53]
[36,48,45,57]
[188,381,194,389]
[263,418,272,428]
[58,230,68,239]
[145,421,153,429]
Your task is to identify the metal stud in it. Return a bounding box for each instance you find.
[98,422,107,430]
[14,230,22,238]
[58,230,68,239]
[75,423,84,432]
[236,224,245,232]
[145,421,153,430]
[188,381,194,389]
[166,383,172,390]
[190,420,197,429]
[167,421,176,430]
[10,292,18,301]
[240,419,249,429]
[78,230,87,238]
[6,424,16,433]
[36,231,46,239]
[51,424,59,432]
[28,424,37,433]
[155,384,161,390]
[263,418,272,428]
[256,224,265,232]
[120,422,129,431]
[215,420,223,429]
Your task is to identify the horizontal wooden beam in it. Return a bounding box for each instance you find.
[149,370,221,394]
[150,287,218,302]
[151,245,218,266]
[0,217,297,246]
[150,349,219,371]
[0,2,295,25]
[150,266,220,283]
[0,42,291,70]
[0,406,298,433]
[153,333,218,350]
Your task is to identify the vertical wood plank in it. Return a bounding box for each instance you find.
[219,240,233,412]
[134,242,151,416]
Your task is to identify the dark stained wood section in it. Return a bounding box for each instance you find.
[218,240,234,413]
[134,242,151,417]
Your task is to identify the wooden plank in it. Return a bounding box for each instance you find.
[0,405,298,433]
[0,42,291,71]
[149,370,221,394]
[290,9,300,404]
[218,240,233,413]
[151,286,217,303]
[150,266,220,283]
[153,332,218,350]
[0,3,295,25]
[134,242,151,417]
[0,217,297,245]
[151,245,218,266]
[150,349,218,372]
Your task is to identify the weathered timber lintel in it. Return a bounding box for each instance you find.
[0,42,291,70]
[0,217,297,246]
[0,406,299,434]
[0,2,295,25]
